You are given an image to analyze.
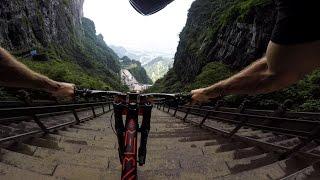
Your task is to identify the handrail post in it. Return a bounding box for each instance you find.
[228,99,250,138]
[274,99,293,117]
[33,115,49,133]
[173,106,179,117]
[102,104,105,113]
[72,109,81,124]
[183,107,191,122]
[91,106,97,117]
[199,100,223,127]
[279,124,320,160]
[17,91,49,133]
[265,99,293,128]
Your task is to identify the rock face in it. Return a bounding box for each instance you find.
[173,0,276,83]
[0,0,84,51]
[0,0,126,90]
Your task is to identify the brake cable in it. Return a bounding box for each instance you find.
[108,111,117,136]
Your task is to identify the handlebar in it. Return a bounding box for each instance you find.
[74,88,192,104]
[74,88,125,98]
[75,88,191,98]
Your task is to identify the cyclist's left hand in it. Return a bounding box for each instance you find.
[191,88,214,104]
[51,82,75,100]
[191,88,219,104]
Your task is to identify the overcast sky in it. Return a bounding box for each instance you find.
[83,0,195,54]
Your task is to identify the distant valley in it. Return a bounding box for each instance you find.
[110,45,174,83]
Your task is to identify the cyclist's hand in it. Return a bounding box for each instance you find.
[191,87,217,104]
[50,82,75,101]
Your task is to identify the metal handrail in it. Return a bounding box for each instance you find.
[0,88,115,144]
[158,100,320,160]
[0,102,110,118]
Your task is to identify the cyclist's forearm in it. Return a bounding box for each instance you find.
[0,47,60,92]
[203,57,298,96]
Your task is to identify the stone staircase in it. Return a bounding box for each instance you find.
[1,109,319,179]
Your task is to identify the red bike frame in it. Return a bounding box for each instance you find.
[75,90,185,180]
[113,93,152,180]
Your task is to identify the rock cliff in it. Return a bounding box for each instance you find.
[150,0,320,111]
[0,0,84,50]
[0,0,125,90]
[174,0,275,83]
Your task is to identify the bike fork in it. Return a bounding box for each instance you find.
[138,104,152,166]
[113,103,125,163]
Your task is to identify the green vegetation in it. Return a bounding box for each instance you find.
[143,57,173,83]
[149,62,232,93]
[246,69,320,111]
[62,0,70,7]
[218,0,271,26]
[21,59,111,89]
[188,62,233,90]
[128,66,153,84]
[16,17,128,91]
[147,69,183,93]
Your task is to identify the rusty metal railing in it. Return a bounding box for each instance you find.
[157,99,320,160]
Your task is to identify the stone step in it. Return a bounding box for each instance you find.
[0,124,28,138]
[203,142,251,155]
[53,164,120,180]
[226,153,278,173]
[25,137,114,154]
[44,133,117,149]
[71,124,110,132]
[54,130,96,140]
[67,126,114,134]
[204,146,266,162]
[218,156,313,180]
[178,133,220,142]
[0,148,57,175]
[55,130,117,143]
[281,161,320,180]
[0,162,59,180]
[261,135,291,143]
[152,123,189,129]
[109,157,181,172]
[32,146,110,169]
[150,126,206,134]
[240,131,275,139]
[275,137,301,148]
[149,131,212,138]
